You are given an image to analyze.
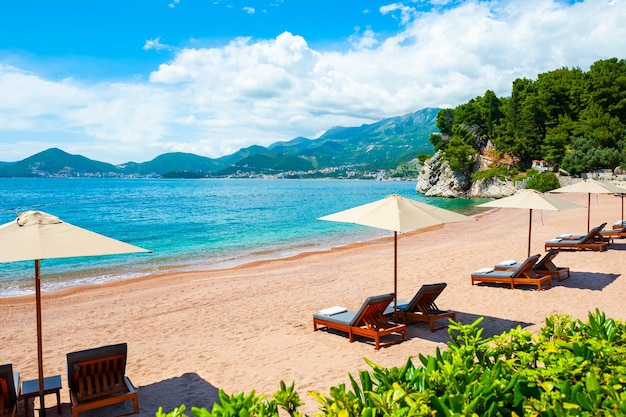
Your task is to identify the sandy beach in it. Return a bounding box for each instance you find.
[2,191,625,417]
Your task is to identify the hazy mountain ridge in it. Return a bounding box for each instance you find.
[0,108,439,177]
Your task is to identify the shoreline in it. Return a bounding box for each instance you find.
[2,192,625,416]
[0,222,450,302]
[0,205,492,299]
[0,176,489,298]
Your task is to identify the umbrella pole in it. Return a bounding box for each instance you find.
[35,260,47,417]
[393,231,398,316]
[587,193,591,233]
[528,209,533,258]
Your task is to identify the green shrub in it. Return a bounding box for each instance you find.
[156,382,303,417]
[157,310,626,417]
[525,172,561,192]
[471,166,512,182]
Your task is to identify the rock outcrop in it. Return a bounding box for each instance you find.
[416,151,470,197]
[466,177,516,198]
[417,150,516,198]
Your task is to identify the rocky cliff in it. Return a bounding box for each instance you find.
[416,151,469,197]
[417,150,516,198]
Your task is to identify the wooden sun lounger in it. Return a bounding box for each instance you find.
[313,293,407,349]
[545,223,610,252]
[66,343,139,417]
[494,249,570,282]
[385,283,456,332]
[471,254,552,290]
[601,220,626,239]
[0,364,20,417]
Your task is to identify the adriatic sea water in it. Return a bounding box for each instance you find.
[0,178,485,297]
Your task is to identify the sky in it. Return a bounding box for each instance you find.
[0,0,625,165]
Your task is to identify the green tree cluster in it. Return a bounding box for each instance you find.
[432,58,626,176]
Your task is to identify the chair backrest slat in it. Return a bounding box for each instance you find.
[351,293,394,327]
[67,343,128,395]
[73,354,128,401]
[406,283,447,313]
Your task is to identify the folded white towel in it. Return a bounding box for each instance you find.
[559,233,573,238]
[474,267,493,274]
[317,306,347,316]
[498,259,516,266]
[548,238,562,243]
[614,220,626,226]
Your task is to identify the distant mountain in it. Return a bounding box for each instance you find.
[118,152,225,175]
[0,148,120,177]
[264,108,439,170]
[0,107,440,178]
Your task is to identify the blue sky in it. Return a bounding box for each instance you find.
[1,0,625,164]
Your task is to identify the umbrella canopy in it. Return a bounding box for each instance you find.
[318,194,474,312]
[478,189,582,257]
[549,179,626,232]
[0,210,151,416]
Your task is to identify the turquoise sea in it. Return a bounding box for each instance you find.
[0,178,485,297]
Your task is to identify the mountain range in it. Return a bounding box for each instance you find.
[0,107,439,178]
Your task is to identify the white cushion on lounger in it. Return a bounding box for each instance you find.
[317,306,348,316]
[548,238,562,243]
[558,233,573,238]
[498,259,516,266]
[474,267,493,274]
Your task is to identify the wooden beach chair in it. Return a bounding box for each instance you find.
[313,293,407,350]
[494,249,570,282]
[66,343,139,417]
[0,364,20,417]
[385,283,456,332]
[471,254,552,290]
[544,223,610,252]
[601,220,626,239]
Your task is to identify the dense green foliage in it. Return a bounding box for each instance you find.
[433,58,626,176]
[157,310,626,417]
[525,172,561,192]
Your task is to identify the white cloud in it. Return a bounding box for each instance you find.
[1,0,626,164]
[143,37,173,51]
[380,2,418,25]
[243,6,255,14]
[349,27,378,50]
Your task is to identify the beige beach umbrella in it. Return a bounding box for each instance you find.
[478,189,582,257]
[549,179,626,232]
[318,194,474,313]
[0,210,151,416]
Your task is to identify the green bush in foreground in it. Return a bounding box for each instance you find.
[157,310,626,417]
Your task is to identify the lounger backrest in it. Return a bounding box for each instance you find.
[0,364,17,408]
[535,250,560,269]
[350,293,394,327]
[66,343,128,394]
[585,223,607,242]
[511,254,541,277]
[405,283,447,313]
